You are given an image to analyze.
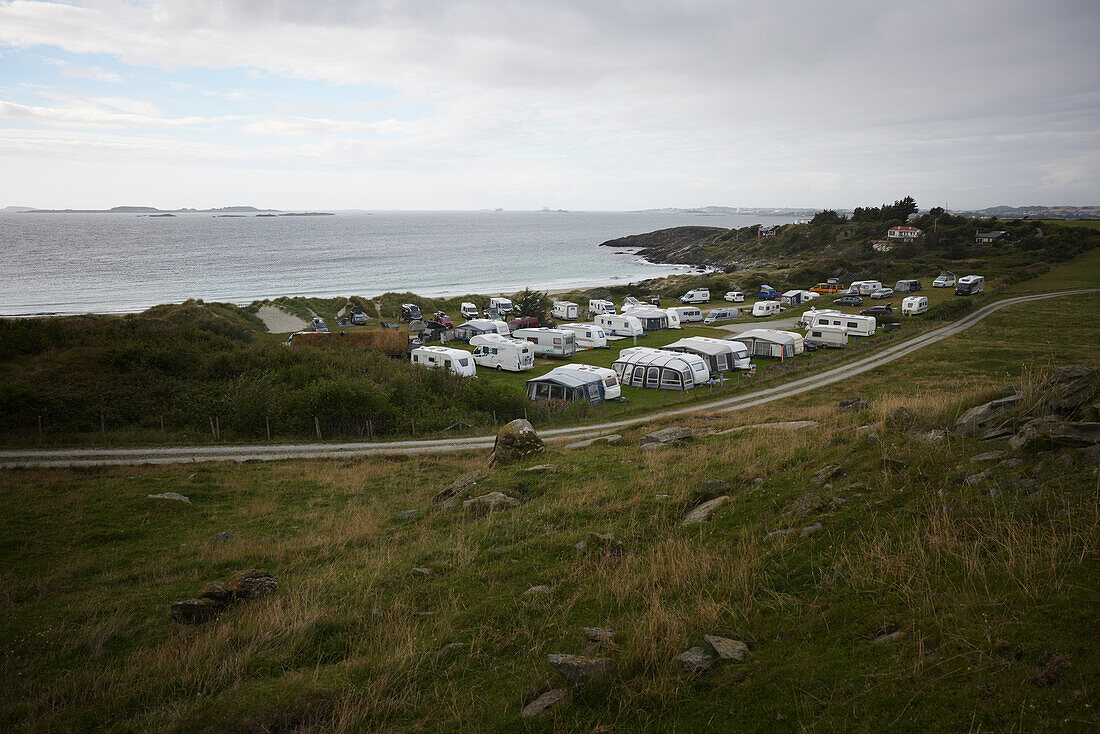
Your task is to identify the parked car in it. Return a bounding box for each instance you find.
[869,287,894,299]
[860,304,894,316]
[833,295,863,306]
[311,317,328,332]
[724,291,745,303]
[933,272,956,288]
[350,306,367,325]
[400,303,422,321]
[433,311,454,328]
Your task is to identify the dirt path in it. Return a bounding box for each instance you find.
[256,305,308,334]
[3,289,1093,469]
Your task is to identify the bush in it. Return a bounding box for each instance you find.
[923,298,976,321]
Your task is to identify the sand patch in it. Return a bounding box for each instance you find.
[256,305,308,334]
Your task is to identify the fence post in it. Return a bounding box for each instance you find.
[315,416,322,440]
[210,417,217,441]
[215,416,221,441]
[160,415,166,441]
[411,418,415,436]
[368,419,373,440]
[37,415,43,443]
[266,415,271,441]
[101,413,106,443]
[492,411,497,426]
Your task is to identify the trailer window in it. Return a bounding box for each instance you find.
[554,338,562,345]
[662,370,682,387]
[632,366,646,385]
[646,367,660,388]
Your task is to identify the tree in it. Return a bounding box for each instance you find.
[811,209,845,225]
[511,288,551,322]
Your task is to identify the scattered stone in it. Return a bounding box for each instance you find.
[521,689,569,718]
[971,451,1005,463]
[573,540,587,550]
[717,420,819,434]
[462,492,521,513]
[586,532,617,547]
[909,428,947,443]
[197,580,231,602]
[1002,457,1023,469]
[565,434,623,449]
[147,492,191,504]
[704,635,750,661]
[224,569,277,601]
[654,494,671,500]
[692,478,731,500]
[839,482,865,491]
[675,645,715,672]
[170,598,226,624]
[522,584,552,597]
[786,493,824,515]
[1038,365,1099,415]
[524,464,558,472]
[964,470,992,486]
[838,397,871,412]
[764,528,796,542]
[412,567,432,576]
[638,426,693,449]
[372,606,383,617]
[810,465,843,485]
[872,630,903,644]
[955,395,1020,437]
[548,653,615,684]
[488,419,545,468]
[412,611,435,619]
[681,495,729,525]
[434,471,484,508]
[581,628,616,648]
[800,522,824,537]
[213,531,236,543]
[829,496,849,508]
[394,509,421,520]
[886,406,915,428]
[438,642,466,656]
[1010,417,1100,451]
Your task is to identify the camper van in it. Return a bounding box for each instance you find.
[589,299,616,316]
[757,285,780,300]
[933,271,956,288]
[724,291,745,303]
[595,313,644,338]
[901,296,928,315]
[489,297,513,315]
[848,281,883,296]
[400,304,422,322]
[551,301,579,320]
[410,346,476,377]
[670,306,703,323]
[469,334,535,372]
[803,326,848,349]
[460,302,479,319]
[512,327,577,358]
[680,288,710,304]
[955,275,984,296]
[806,312,877,337]
[564,364,622,400]
[752,301,782,317]
[703,307,740,324]
[559,323,608,349]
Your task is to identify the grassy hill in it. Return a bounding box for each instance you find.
[2,285,1098,731]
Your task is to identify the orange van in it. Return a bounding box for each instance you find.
[810,282,844,294]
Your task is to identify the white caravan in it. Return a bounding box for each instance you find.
[551,301,580,320]
[703,307,740,324]
[670,306,704,323]
[663,309,682,328]
[469,334,535,372]
[752,301,782,317]
[901,296,928,315]
[595,313,644,337]
[806,312,877,337]
[559,322,609,349]
[848,280,883,296]
[955,275,985,296]
[663,336,751,373]
[489,296,513,315]
[615,346,712,389]
[797,308,841,328]
[803,325,848,349]
[561,364,622,400]
[512,327,577,357]
[589,299,616,315]
[460,302,479,319]
[680,288,710,304]
[410,346,477,377]
[761,329,805,355]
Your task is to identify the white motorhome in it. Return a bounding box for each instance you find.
[595,313,644,337]
[848,280,883,296]
[680,288,710,304]
[901,296,928,315]
[589,299,616,315]
[804,325,848,349]
[489,297,513,315]
[703,306,740,324]
[955,275,984,296]
[512,327,577,357]
[806,312,877,337]
[410,346,476,377]
[663,336,751,373]
[670,306,704,323]
[469,334,535,372]
[562,364,622,400]
[460,302,479,319]
[752,301,781,317]
[724,291,745,303]
[551,301,580,320]
[559,323,608,349]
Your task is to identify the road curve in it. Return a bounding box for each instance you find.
[3,289,1095,469]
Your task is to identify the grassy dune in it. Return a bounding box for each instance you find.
[2,287,1098,731]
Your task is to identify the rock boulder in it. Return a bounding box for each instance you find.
[639,426,693,449]
[488,420,545,468]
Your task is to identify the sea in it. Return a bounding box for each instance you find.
[0,210,798,316]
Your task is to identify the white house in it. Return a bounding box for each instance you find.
[887,226,922,240]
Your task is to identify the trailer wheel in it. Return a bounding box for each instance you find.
[496,365,503,371]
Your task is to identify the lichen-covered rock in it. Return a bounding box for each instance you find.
[955,395,1020,436]
[1039,365,1099,416]
[886,406,915,429]
[462,492,520,513]
[488,419,545,468]
[224,569,277,601]
[197,580,231,602]
[691,478,731,501]
[171,597,227,624]
[704,635,750,661]
[681,495,729,525]
[675,645,715,672]
[1010,417,1100,451]
[548,653,615,684]
[147,492,191,504]
[434,471,484,508]
[521,688,568,718]
[639,426,693,448]
[810,465,843,485]
[838,397,870,412]
[786,493,824,515]
[581,627,616,645]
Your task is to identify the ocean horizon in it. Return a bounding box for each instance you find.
[0,210,797,317]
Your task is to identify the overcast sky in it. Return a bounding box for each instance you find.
[1,0,1098,210]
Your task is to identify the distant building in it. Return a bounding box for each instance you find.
[758,224,780,238]
[887,226,922,240]
[975,230,1009,244]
